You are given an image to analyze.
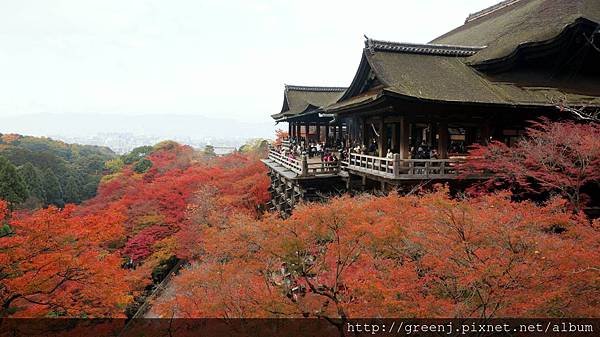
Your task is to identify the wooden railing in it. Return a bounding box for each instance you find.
[281,139,291,149]
[267,149,303,175]
[400,158,461,178]
[347,153,396,178]
[268,150,463,179]
[268,149,339,176]
[346,153,462,179]
[305,160,340,175]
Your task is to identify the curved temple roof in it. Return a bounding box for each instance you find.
[271,85,346,121]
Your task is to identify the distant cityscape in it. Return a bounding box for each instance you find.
[51,132,245,154]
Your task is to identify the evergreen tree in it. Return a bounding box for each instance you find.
[203,145,216,157]
[122,146,153,165]
[133,158,153,174]
[63,175,82,204]
[42,169,64,207]
[17,163,45,201]
[0,156,28,206]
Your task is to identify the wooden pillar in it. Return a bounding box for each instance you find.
[361,118,367,147]
[429,123,436,147]
[296,123,301,140]
[301,155,308,176]
[465,127,476,146]
[378,118,387,157]
[333,125,338,144]
[399,116,410,160]
[315,122,321,143]
[481,122,492,145]
[288,122,292,138]
[325,124,330,144]
[391,123,400,153]
[304,123,309,142]
[352,119,358,146]
[438,122,449,159]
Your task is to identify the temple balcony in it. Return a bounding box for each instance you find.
[263,149,471,181]
[343,153,464,180]
[262,149,340,180]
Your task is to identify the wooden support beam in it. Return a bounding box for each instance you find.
[438,122,449,159]
[304,123,309,142]
[392,123,400,153]
[400,116,410,160]
[296,123,301,140]
[481,122,492,145]
[333,125,338,143]
[378,118,387,157]
[361,118,367,147]
[315,122,321,143]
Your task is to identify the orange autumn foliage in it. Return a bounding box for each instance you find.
[0,205,130,317]
[274,129,289,147]
[155,189,600,319]
[0,200,8,220]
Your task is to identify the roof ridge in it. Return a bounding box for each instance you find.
[365,38,485,57]
[465,0,522,23]
[284,85,347,92]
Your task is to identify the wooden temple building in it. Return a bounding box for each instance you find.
[263,0,600,214]
[271,85,347,147]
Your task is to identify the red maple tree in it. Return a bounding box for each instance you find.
[0,204,130,317]
[461,119,600,212]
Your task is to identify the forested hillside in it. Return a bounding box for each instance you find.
[1,140,270,317]
[0,133,115,208]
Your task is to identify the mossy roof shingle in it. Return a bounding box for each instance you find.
[431,0,600,63]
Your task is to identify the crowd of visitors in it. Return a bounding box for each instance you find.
[278,137,340,163]
[276,136,467,163]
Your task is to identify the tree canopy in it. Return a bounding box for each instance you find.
[461,119,600,213]
[0,134,116,208]
[0,156,28,206]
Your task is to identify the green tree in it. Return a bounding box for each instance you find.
[42,169,64,207]
[63,175,82,204]
[122,146,153,165]
[0,156,28,206]
[104,158,124,174]
[133,158,153,174]
[17,163,45,200]
[17,163,46,209]
[239,139,269,155]
[203,145,216,157]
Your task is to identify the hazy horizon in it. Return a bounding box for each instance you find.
[0,112,277,153]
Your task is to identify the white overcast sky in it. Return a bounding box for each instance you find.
[0,0,499,124]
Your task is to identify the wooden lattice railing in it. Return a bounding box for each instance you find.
[268,149,463,179]
[346,153,463,179]
[268,149,303,174]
